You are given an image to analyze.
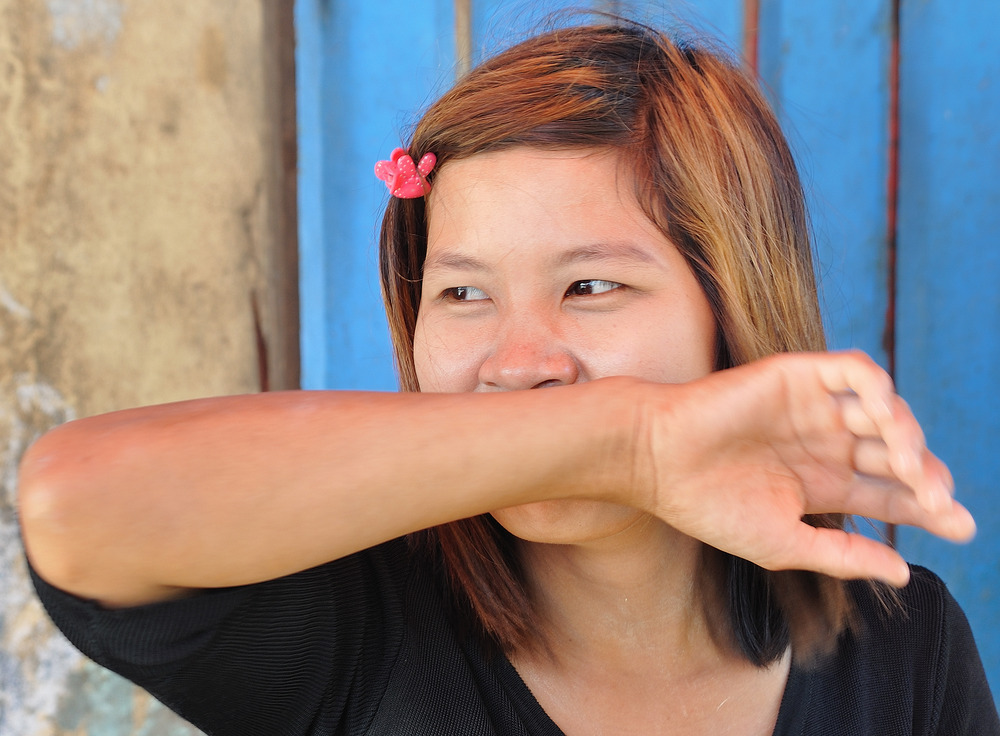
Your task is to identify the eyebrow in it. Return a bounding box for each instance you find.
[423,242,660,274]
[555,242,659,267]
[422,251,490,273]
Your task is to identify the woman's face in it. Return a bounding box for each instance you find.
[414,147,717,544]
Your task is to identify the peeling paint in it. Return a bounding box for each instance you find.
[0,376,81,736]
[0,281,32,321]
[3,0,275,731]
[46,0,124,49]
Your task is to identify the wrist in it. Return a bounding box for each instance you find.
[579,376,662,512]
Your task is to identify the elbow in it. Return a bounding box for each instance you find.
[17,424,97,593]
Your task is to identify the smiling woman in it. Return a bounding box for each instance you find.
[19,16,996,736]
[416,149,717,394]
[389,26,844,670]
[415,150,720,631]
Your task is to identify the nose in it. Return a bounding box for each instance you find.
[477,314,580,390]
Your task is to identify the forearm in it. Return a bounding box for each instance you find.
[18,378,643,606]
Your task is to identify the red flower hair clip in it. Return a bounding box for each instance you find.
[374,147,437,199]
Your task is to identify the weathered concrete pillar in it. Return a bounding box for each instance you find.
[0,1,296,733]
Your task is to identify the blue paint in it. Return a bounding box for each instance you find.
[295,0,328,389]
[297,0,998,689]
[296,0,456,390]
[297,0,744,391]
[470,0,743,61]
[670,0,742,48]
[471,0,592,62]
[894,0,1000,696]
[46,0,123,49]
[761,0,892,363]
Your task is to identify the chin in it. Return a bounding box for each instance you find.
[489,500,648,545]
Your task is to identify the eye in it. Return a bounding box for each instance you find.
[442,285,489,302]
[565,279,622,297]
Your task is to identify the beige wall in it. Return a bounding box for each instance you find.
[0,1,295,733]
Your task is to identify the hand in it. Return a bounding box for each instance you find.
[640,351,976,587]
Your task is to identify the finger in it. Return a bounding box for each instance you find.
[845,404,955,524]
[867,397,925,486]
[909,445,952,506]
[837,394,922,443]
[852,438,892,477]
[817,355,913,475]
[839,394,880,438]
[815,351,895,426]
[807,474,919,522]
[817,354,941,512]
[853,436,941,485]
[777,524,911,587]
[911,452,975,542]
[881,396,938,505]
[932,499,977,542]
[806,463,973,543]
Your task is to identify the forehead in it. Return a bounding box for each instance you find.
[425,147,664,261]
[428,146,631,210]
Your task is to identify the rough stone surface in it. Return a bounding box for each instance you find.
[1,1,289,733]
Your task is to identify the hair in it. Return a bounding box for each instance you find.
[378,19,853,666]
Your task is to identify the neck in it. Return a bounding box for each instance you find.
[517,516,728,672]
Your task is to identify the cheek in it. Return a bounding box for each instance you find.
[683,300,719,377]
[578,301,717,384]
[413,314,484,393]
[412,317,442,392]
[652,281,719,381]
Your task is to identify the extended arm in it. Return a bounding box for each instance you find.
[18,351,975,608]
[18,381,635,607]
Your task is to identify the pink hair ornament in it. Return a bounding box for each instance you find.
[374,147,437,199]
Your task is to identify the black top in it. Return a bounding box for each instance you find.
[30,538,1000,735]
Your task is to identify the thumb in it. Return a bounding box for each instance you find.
[776,524,911,587]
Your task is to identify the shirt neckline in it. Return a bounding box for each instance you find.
[496,651,812,736]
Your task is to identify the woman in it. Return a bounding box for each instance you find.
[20,20,994,735]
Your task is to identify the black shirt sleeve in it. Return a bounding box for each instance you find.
[31,550,999,736]
[930,571,999,735]
[29,539,412,736]
[775,566,999,736]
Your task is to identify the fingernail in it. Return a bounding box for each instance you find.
[943,468,956,494]
[896,562,912,587]
[896,448,914,476]
[926,484,949,514]
[873,396,892,421]
[926,490,945,514]
[881,560,911,588]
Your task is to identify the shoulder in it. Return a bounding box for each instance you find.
[783,566,999,735]
[30,536,422,664]
[30,537,444,734]
[849,565,953,647]
[840,566,975,689]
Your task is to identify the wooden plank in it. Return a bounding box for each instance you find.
[295,0,997,695]
[894,0,1000,694]
[468,0,742,61]
[294,0,328,387]
[470,0,600,63]
[262,0,300,391]
[675,0,743,49]
[297,0,743,392]
[296,0,456,389]
[758,0,893,364]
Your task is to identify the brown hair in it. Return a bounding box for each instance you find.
[379,20,852,665]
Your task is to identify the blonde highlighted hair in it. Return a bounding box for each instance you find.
[379,20,850,664]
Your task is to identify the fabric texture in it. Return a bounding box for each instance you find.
[30,538,1000,735]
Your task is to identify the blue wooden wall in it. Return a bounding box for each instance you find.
[894,0,1000,697]
[295,0,999,695]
